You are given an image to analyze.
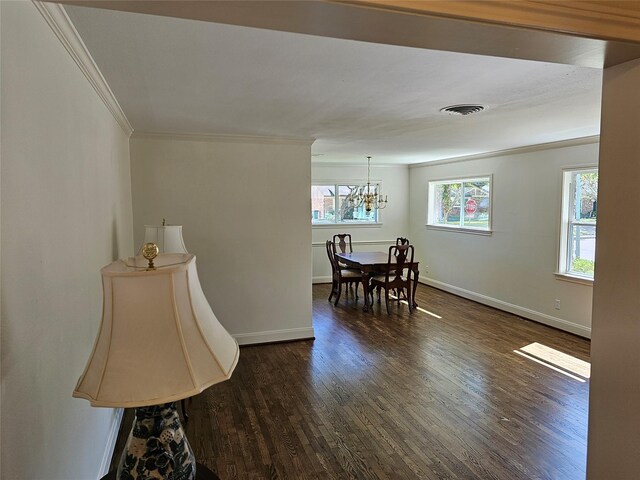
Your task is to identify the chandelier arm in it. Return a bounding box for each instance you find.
[354,156,389,213]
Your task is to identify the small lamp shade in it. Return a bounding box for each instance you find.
[73,253,239,408]
[143,225,188,254]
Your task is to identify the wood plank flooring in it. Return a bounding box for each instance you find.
[110,283,590,479]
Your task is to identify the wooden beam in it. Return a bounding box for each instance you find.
[351,0,640,44]
[51,0,640,67]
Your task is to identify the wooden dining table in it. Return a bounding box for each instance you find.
[335,251,420,312]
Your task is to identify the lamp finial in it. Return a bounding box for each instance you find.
[141,242,159,270]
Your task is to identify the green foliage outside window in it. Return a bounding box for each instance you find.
[571,258,595,275]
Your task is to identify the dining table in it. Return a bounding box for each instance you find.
[335,251,420,312]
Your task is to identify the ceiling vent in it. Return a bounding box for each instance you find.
[440,104,485,116]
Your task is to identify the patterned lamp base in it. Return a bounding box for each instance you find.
[117,402,196,480]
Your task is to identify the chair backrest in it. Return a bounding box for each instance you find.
[396,237,410,246]
[387,244,414,281]
[325,240,339,272]
[332,233,353,254]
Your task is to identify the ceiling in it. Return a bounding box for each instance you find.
[64,4,603,164]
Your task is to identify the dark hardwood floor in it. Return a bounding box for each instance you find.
[110,283,590,479]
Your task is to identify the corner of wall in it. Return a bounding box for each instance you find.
[98,408,124,477]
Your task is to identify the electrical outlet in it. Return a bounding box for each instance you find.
[425,265,429,274]
[554,299,561,310]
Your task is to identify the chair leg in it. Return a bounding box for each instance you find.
[376,285,382,303]
[355,281,359,300]
[385,288,391,314]
[328,280,336,302]
[334,281,342,306]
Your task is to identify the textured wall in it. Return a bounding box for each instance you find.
[408,141,598,337]
[1,2,133,479]
[130,135,313,345]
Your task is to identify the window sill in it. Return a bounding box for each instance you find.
[554,272,594,286]
[425,224,492,236]
[313,222,383,229]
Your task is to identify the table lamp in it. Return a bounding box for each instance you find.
[73,244,239,479]
[142,220,188,254]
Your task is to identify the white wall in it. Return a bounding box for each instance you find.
[587,58,640,479]
[1,3,133,479]
[409,140,598,337]
[312,163,409,282]
[130,134,313,345]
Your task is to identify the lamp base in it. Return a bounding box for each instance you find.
[117,402,196,480]
[102,463,218,480]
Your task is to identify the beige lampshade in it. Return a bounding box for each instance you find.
[73,253,239,408]
[142,225,188,254]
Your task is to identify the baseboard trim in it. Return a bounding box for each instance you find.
[233,327,315,346]
[420,276,591,339]
[98,407,124,478]
[313,276,332,284]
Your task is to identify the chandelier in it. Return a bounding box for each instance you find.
[346,156,388,213]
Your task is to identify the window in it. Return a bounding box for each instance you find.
[311,185,335,223]
[312,183,380,225]
[559,168,598,280]
[427,176,492,232]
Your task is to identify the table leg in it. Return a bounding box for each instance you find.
[412,269,419,308]
[361,271,371,312]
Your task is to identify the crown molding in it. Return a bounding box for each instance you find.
[409,135,600,169]
[312,162,407,168]
[33,1,133,136]
[131,131,315,146]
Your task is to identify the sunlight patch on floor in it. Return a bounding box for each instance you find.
[388,294,442,318]
[514,342,590,382]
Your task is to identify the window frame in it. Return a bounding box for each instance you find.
[311,180,384,227]
[557,166,597,284]
[426,174,493,235]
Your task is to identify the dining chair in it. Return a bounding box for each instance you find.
[333,233,353,253]
[370,244,415,314]
[333,233,355,269]
[394,237,411,296]
[326,240,361,306]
